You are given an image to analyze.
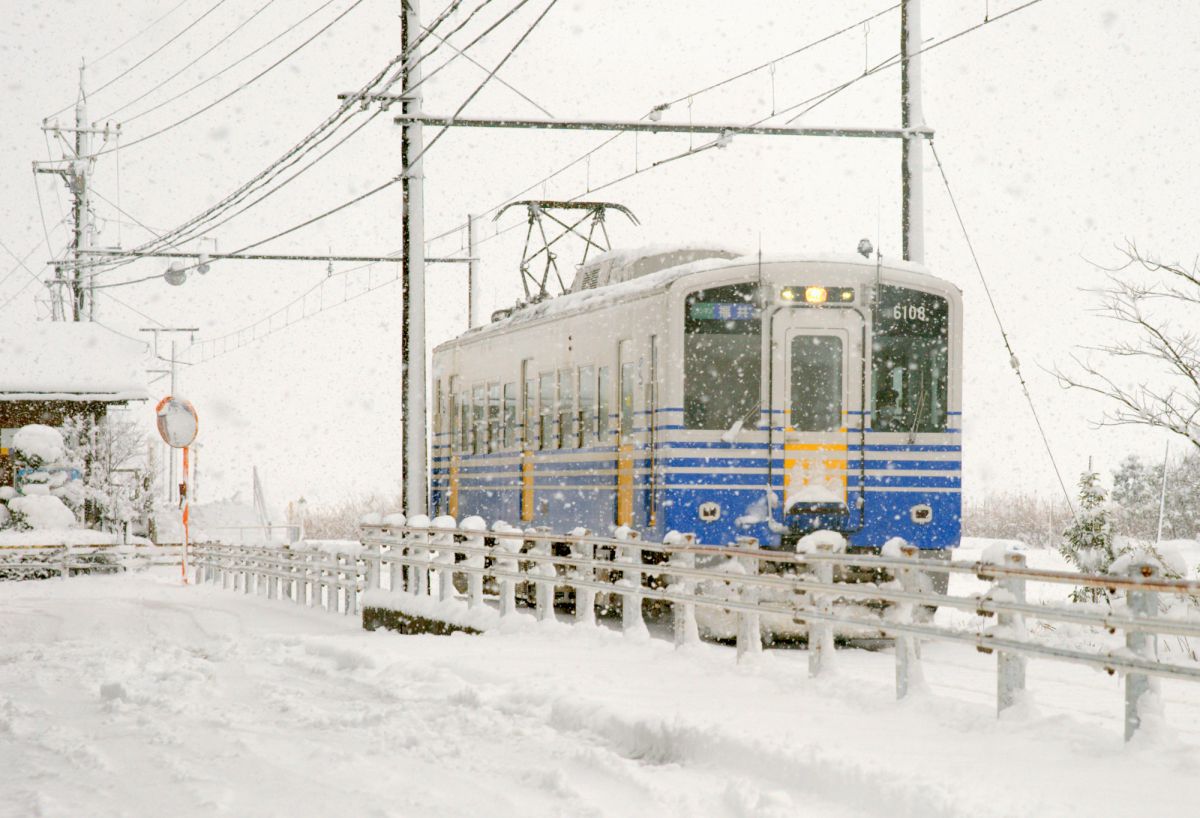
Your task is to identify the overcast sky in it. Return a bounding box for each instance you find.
[2,0,1197,511]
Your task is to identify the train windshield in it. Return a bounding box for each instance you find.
[684,284,761,430]
[872,285,948,433]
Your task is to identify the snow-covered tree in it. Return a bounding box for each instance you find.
[60,414,158,534]
[1110,450,1200,540]
[1060,471,1118,603]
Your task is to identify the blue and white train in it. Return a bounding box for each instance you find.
[430,247,962,560]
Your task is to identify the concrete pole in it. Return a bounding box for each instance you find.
[168,339,177,505]
[900,0,925,264]
[401,0,428,516]
[467,214,481,328]
[73,63,92,321]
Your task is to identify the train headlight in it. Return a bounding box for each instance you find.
[780,288,797,301]
[804,286,827,304]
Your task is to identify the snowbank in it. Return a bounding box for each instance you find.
[8,494,75,529]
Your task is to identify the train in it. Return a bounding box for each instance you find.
[429,246,962,564]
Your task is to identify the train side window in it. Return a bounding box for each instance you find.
[487,383,501,453]
[538,372,555,450]
[502,383,517,449]
[471,385,485,455]
[618,339,635,439]
[524,375,536,449]
[597,366,611,442]
[557,370,574,449]
[459,393,470,453]
[578,365,595,447]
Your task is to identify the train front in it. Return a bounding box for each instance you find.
[669,258,962,560]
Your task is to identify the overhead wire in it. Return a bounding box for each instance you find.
[929,139,1077,517]
[97,0,282,122]
[44,0,235,121]
[120,0,341,126]
[79,0,480,279]
[175,0,560,357]
[78,0,368,161]
[88,0,196,69]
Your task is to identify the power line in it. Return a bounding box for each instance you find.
[78,0,482,280]
[79,0,368,160]
[98,0,283,121]
[44,0,235,121]
[120,0,341,126]
[89,0,195,68]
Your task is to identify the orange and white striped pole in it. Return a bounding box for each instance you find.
[155,396,199,586]
[181,444,190,584]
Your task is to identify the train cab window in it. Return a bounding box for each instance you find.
[487,383,501,453]
[577,366,595,447]
[502,383,517,449]
[538,373,555,450]
[471,386,485,454]
[597,366,611,442]
[684,284,761,430]
[790,335,843,432]
[872,285,949,433]
[557,370,575,449]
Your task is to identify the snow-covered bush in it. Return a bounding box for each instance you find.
[59,414,157,533]
[12,424,65,468]
[1111,451,1200,540]
[1060,471,1118,602]
[8,495,76,530]
[2,424,79,531]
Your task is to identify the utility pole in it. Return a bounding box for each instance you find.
[36,63,119,321]
[401,0,429,516]
[900,0,925,264]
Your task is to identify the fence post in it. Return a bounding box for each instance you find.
[462,517,487,609]
[408,515,431,597]
[60,547,69,580]
[365,540,381,592]
[670,534,699,647]
[996,551,1027,714]
[492,522,520,617]
[736,537,762,661]
[532,533,555,623]
[347,554,359,616]
[894,544,926,700]
[572,530,596,626]
[616,529,647,638]
[808,541,837,678]
[1124,560,1159,742]
[431,516,458,603]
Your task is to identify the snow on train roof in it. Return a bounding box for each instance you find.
[456,248,940,342]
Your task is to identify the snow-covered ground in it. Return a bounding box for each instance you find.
[2,566,1198,818]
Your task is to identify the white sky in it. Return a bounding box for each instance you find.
[2,0,1197,511]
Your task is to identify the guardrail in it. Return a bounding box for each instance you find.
[0,543,186,578]
[191,518,1200,742]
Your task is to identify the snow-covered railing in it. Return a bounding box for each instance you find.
[191,543,365,615]
[192,519,1200,741]
[0,543,185,578]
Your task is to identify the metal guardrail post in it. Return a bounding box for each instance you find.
[997,551,1028,714]
[267,562,278,600]
[670,535,699,648]
[408,519,431,597]
[808,542,836,677]
[572,530,596,626]
[462,518,486,608]
[305,552,316,607]
[366,542,381,592]
[328,554,342,614]
[1125,560,1159,741]
[617,529,647,637]
[895,545,924,700]
[347,557,359,616]
[736,537,762,661]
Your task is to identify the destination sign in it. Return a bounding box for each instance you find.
[688,302,759,321]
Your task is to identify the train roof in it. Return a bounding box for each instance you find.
[446,247,951,346]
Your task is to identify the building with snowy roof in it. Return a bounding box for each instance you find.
[0,322,149,485]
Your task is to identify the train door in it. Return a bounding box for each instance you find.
[770,306,865,528]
